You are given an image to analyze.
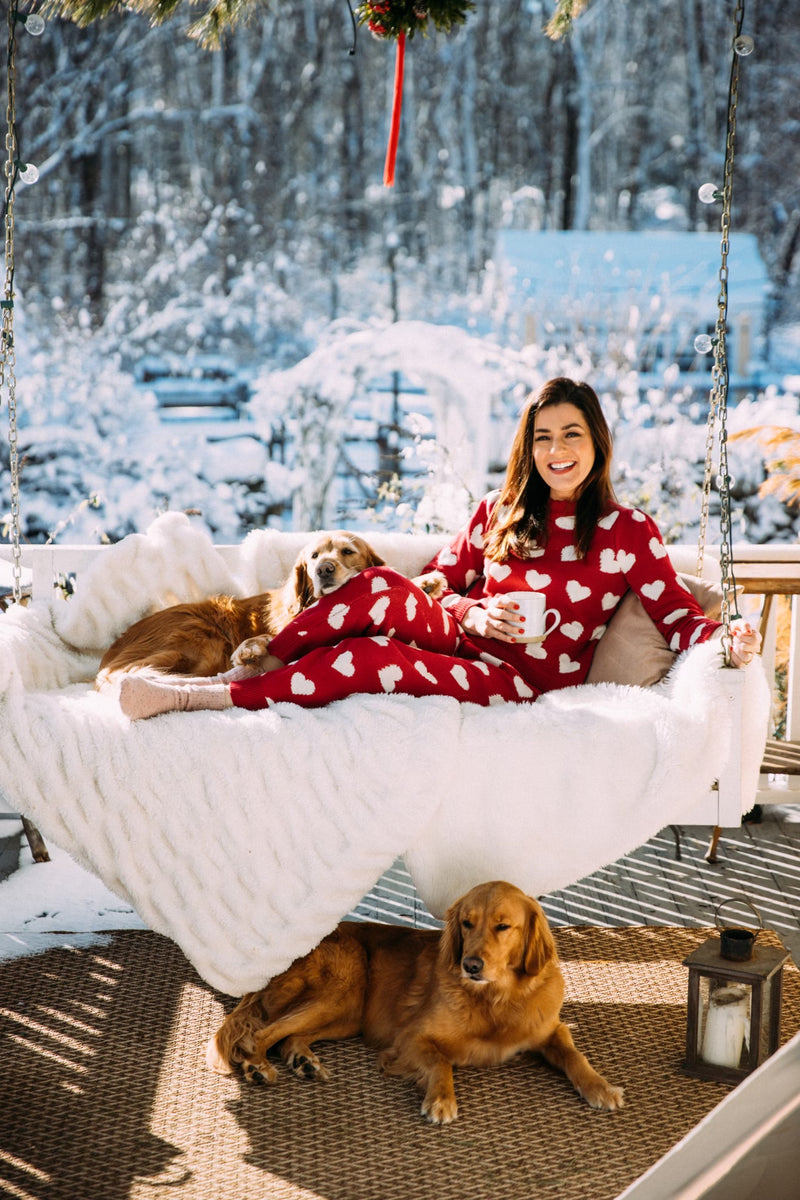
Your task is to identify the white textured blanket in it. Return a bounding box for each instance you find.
[0,514,770,995]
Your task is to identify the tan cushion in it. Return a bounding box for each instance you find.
[586,573,724,689]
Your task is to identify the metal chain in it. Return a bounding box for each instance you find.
[1,0,22,603]
[696,0,746,664]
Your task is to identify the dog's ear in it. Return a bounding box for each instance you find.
[290,558,315,615]
[523,897,557,977]
[365,545,385,568]
[438,901,464,973]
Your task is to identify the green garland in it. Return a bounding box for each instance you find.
[42,0,586,47]
[354,0,474,41]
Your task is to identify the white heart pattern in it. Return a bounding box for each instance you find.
[332,650,355,677]
[525,569,552,590]
[601,592,620,611]
[414,660,438,684]
[641,580,665,601]
[513,677,536,699]
[450,664,470,691]
[663,608,689,625]
[566,580,591,603]
[561,545,577,561]
[600,548,636,574]
[327,603,350,630]
[524,641,547,659]
[559,654,581,674]
[290,672,316,695]
[555,515,576,529]
[371,575,389,593]
[438,547,458,567]
[379,664,404,692]
[649,537,667,559]
[632,509,646,522]
[489,562,512,581]
[598,510,619,530]
[561,621,583,641]
[469,523,485,549]
[405,594,418,622]
[368,596,391,625]
[591,624,607,640]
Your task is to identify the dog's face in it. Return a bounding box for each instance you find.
[291,532,385,612]
[440,881,557,987]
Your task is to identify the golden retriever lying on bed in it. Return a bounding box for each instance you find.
[97,531,446,687]
[206,881,624,1125]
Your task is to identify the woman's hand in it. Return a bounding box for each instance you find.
[459,597,526,642]
[729,619,761,668]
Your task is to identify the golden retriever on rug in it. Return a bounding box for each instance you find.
[206,881,624,1125]
[97,531,444,687]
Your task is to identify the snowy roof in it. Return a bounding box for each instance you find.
[494,231,769,322]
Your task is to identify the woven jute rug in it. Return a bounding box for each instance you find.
[2,926,797,1200]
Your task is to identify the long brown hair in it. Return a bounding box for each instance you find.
[484,378,617,561]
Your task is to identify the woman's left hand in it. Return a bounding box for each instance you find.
[729,619,761,668]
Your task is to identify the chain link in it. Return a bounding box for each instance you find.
[1,0,22,603]
[696,0,746,665]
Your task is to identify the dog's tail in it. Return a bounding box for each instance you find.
[205,989,269,1073]
[205,1031,233,1074]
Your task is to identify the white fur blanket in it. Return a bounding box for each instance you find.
[0,514,770,995]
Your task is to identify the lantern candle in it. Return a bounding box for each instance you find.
[701,984,750,1068]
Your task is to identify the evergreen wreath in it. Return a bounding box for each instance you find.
[354,0,474,41]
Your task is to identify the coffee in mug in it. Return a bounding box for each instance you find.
[505,591,561,643]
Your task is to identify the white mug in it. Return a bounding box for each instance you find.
[505,591,561,643]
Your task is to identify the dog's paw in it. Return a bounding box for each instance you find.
[581,1077,625,1111]
[231,635,273,668]
[413,571,448,600]
[421,1093,459,1125]
[241,1060,278,1086]
[288,1050,330,1082]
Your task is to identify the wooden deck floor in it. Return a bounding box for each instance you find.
[354,803,800,966]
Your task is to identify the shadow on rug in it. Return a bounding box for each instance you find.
[1,926,797,1200]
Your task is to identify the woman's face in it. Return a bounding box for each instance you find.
[532,402,596,501]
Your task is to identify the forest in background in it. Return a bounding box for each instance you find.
[3,0,800,550]
[10,0,800,358]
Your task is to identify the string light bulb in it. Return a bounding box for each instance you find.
[734,34,754,56]
[18,12,45,34]
[17,161,39,185]
[694,334,716,354]
[698,183,722,204]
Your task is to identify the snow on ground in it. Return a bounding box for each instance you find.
[0,821,145,958]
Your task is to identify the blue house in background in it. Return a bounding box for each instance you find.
[492,231,770,378]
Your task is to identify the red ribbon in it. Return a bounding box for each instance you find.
[383,32,406,188]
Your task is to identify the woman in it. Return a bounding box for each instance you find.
[120,378,759,720]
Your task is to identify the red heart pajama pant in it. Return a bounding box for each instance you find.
[229,567,540,710]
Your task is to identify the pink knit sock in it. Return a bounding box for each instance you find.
[119,676,232,721]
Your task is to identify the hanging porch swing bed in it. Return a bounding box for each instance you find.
[0,513,770,997]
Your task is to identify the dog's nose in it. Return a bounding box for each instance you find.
[317,560,336,580]
[462,956,484,977]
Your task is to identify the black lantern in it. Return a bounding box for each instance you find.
[683,898,790,1084]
